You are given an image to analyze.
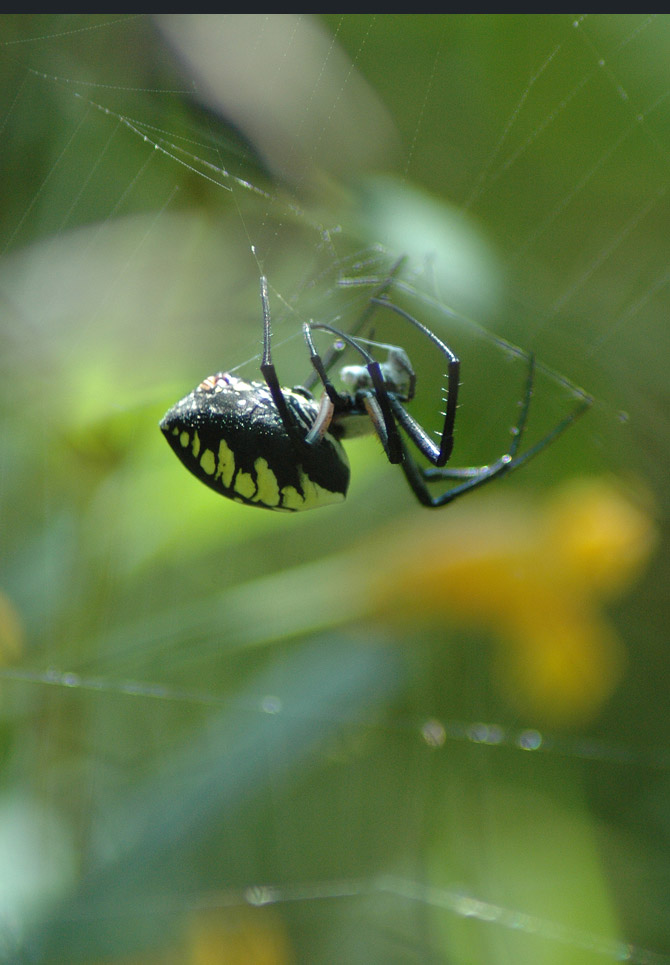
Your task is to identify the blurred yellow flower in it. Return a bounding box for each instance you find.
[186,907,290,965]
[367,477,656,726]
[111,906,292,964]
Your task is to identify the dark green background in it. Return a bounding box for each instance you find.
[0,15,668,964]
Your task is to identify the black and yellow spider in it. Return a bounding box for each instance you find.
[160,276,591,512]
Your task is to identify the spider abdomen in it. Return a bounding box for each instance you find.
[160,373,350,511]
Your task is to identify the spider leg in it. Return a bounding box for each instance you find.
[304,321,404,462]
[259,275,311,452]
[303,392,336,444]
[301,321,343,408]
[371,298,459,466]
[257,278,402,461]
[397,352,592,508]
[361,393,396,458]
[420,348,536,481]
[301,256,406,392]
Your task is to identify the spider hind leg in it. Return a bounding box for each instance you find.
[399,352,592,508]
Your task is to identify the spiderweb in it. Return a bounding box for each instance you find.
[0,14,668,964]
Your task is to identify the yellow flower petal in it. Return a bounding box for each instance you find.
[365,477,655,725]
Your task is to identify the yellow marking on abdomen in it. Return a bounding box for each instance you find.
[280,485,304,510]
[281,470,346,511]
[234,470,256,500]
[215,439,235,488]
[251,457,280,507]
[200,449,216,476]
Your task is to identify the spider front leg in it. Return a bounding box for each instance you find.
[371,298,460,467]
[301,255,407,394]
[258,275,321,454]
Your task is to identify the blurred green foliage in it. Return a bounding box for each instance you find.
[0,14,669,965]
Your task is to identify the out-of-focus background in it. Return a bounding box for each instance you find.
[0,14,668,964]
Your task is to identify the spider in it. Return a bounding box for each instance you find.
[160,275,592,512]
